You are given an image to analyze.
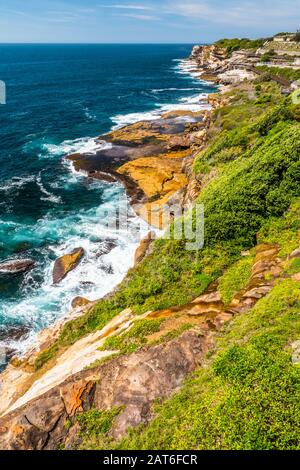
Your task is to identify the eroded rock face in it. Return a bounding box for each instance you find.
[52,248,84,284]
[0,259,35,275]
[134,231,156,265]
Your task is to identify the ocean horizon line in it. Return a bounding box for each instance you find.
[0,42,205,46]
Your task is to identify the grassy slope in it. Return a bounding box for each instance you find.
[35,80,300,376]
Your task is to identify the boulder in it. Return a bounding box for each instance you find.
[134,232,156,265]
[53,248,84,284]
[167,134,191,150]
[71,297,91,309]
[0,259,35,275]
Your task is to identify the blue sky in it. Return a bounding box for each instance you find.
[0,0,299,43]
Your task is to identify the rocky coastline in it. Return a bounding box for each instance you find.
[0,38,299,450]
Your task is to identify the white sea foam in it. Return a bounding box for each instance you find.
[0,165,160,355]
[83,107,97,122]
[151,87,203,93]
[173,59,210,82]
[111,95,210,129]
[39,137,112,159]
[1,184,159,354]
[0,175,36,194]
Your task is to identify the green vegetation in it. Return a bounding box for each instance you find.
[285,257,300,275]
[100,318,165,355]
[260,49,277,63]
[257,199,300,257]
[114,280,300,450]
[215,37,266,55]
[256,66,300,82]
[75,407,122,450]
[196,123,300,247]
[219,254,255,305]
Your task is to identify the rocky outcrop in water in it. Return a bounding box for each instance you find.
[0,259,35,275]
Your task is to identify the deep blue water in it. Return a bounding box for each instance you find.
[0,44,216,351]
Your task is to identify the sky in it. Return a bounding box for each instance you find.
[0,0,299,43]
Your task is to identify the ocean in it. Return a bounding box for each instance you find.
[0,44,216,353]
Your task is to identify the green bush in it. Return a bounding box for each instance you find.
[219,255,255,305]
[252,105,293,135]
[215,38,266,55]
[75,407,123,449]
[198,123,300,247]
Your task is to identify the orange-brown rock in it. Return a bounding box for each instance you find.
[71,297,91,309]
[53,248,84,284]
[60,380,95,417]
[118,155,188,228]
[118,157,187,200]
[230,244,283,313]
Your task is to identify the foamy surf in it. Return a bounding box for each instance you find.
[0,177,155,356]
[40,137,112,158]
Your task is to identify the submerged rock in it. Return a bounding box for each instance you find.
[0,325,30,342]
[0,259,35,275]
[96,239,118,257]
[53,248,84,284]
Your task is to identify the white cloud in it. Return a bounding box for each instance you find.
[119,13,158,20]
[167,1,300,27]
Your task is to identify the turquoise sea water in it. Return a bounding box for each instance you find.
[0,44,216,351]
